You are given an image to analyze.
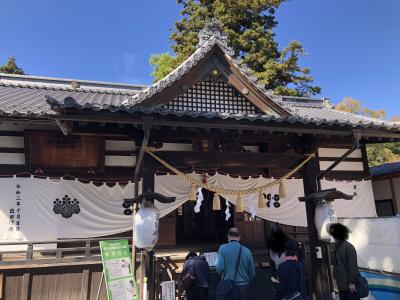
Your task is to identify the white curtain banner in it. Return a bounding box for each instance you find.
[340,217,400,274]
[0,175,376,244]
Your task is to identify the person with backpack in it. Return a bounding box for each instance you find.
[180,252,210,300]
[329,223,368,300]
[271,239,306,300]
[215,227,255,300]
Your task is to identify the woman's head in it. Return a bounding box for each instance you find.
[267,226,289,254]
[329,223,350,241]
[185,252,197,260]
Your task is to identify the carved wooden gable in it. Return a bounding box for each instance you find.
[162,76,262,114]
[127,19,290,117]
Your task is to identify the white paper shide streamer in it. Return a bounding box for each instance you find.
[194,188,204,213]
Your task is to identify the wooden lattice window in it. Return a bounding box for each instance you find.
[162,80,262,114]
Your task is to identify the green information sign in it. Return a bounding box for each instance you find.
[99,240,139,300]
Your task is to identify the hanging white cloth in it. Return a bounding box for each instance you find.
[0,175,376,245]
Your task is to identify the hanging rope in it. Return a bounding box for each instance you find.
[145,148,315,197]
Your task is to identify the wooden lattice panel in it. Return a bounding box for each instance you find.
[162,80,262,114]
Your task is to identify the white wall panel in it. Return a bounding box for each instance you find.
[0,153,25,165]
[0,136,24,148]
[105,140,136,151]
[105,155,136,167]
[318,148,362,158]
[319,161,364,171]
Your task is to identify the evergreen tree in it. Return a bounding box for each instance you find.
[0,57,25,75]
[150,0,320,96]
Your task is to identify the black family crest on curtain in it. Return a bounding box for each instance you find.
[53,195,80,218]
[263,193,281,208]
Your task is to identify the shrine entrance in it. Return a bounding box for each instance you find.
[176,190,234,245]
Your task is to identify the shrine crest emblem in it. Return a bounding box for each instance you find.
[53,195,80,218]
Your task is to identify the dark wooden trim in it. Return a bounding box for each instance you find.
[322,171,367,180]
[318,157,362,162]
[389,178,399,214]
[81,267,91,300]
[0,147,25,153]
[360,144,370,177]
[0,131,24,137]
[152,151,304,169]
[105,150,136,156]
[54,111,356,137]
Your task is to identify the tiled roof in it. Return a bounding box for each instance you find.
[370,162,400,176]
[45,95,399,131]
[0,74,144,117]
[0,74,398,132]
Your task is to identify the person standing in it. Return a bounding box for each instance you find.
[181,252,210,300]
[215,227,255,300]
[271,239,306,300]
[329,223,360,300]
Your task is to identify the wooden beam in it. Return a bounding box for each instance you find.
[152,151,303,169]
[81,267,91,300]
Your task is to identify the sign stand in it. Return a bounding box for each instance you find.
[95,271,104,300]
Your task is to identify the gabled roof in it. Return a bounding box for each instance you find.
[124,19,289,117]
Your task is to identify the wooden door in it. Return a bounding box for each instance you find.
[157,211,176,246]
[235,212,266,249]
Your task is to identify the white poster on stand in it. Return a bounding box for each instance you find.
[161,280,175,300]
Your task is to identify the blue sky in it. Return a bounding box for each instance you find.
[1,0,399,117]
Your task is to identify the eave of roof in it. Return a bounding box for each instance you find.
[45,95,400,132]
[370,162,400,176]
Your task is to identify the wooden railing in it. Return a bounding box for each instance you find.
[0,236,132,267]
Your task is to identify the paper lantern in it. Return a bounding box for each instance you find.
[189,185,197,201]
[134,202,160,251]
[315,201,337,242]
[212,193,221,210]
[258,192,266,209]
[236,195,244,212]
[279,180,288,199]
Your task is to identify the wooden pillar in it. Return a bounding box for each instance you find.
[302,157,331,300]
[140,154,156,300]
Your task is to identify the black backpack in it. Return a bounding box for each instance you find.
[179,260,196,291]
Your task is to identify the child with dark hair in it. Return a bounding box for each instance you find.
[267,226,289,269]
[329,223,360,300]
[271,239,306,300]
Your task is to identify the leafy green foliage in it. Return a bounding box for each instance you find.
[335,97,400,167]
[366,144,400,167]
[149,0,320,96]
[0,57,25,75]
[149,53,178,82]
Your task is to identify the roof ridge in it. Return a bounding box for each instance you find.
[0,73,147,88]
[329,107,391,124]
[0,81,137,96]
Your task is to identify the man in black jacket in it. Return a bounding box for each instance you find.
[329,223,360,300]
